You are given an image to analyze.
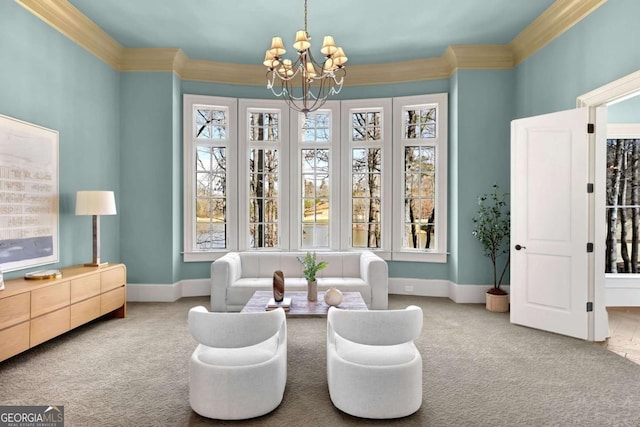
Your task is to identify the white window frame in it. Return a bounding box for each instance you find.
[183,94,448,263]
[289,101,341,251]
[238,99,290,251]
[605,123,640,289]
[392,93,448,262]
[183,94,238,262]
[340,98,392,258]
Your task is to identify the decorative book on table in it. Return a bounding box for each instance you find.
[266,297,291,311]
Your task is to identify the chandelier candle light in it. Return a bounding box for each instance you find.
[263,0,347,115]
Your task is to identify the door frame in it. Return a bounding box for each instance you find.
[604,123,640,306]
[577,68,640,341]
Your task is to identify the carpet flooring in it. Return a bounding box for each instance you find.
[1,295,639,426]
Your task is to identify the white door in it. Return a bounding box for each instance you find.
[511,108,591,340]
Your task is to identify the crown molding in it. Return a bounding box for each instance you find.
[16,0,606,85]
[120,48,187,73]
[346,57,452,86]
[180,59,265,86]
[16,0,122,69]
[444,45,514,72]
[509,0,607,66]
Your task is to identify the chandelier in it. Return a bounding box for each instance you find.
[263,0,347,115]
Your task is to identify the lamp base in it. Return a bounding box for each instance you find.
[84,262,109,267]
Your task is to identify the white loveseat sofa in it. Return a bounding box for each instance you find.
[211,251,388,312]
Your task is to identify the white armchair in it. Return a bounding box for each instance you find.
[188,306,287,420]
[326,305,423,419]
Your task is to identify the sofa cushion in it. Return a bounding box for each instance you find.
[240,252,305,278]
[317,253,362,278]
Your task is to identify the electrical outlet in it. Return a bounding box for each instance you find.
[404,285,414,292]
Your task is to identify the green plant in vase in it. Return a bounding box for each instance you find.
[472,185,510,309]
[297,252,328,301]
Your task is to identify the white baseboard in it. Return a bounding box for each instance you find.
[127,278,505,304]
[126,279,210,302]
[389,278,509,304]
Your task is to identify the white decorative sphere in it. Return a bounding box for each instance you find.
[324,287,343,306]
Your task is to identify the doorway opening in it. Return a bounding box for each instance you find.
[577,69,640,345]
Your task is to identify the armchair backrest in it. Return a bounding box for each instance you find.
[328,306,423,346]
[188,306,286,348]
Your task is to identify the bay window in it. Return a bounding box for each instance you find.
[184,93,447,262]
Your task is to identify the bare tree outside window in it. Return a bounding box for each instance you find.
[301,112,331,248]
[249,112,279,249]
[351,111,382,248]
[194,107,229,250]
[403,108,436,249]
[606,138,640,273]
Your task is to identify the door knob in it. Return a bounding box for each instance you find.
[515,244,526,251]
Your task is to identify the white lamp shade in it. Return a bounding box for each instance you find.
[75,191,117,215]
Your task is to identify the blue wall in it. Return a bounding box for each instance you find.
[119,72,178,284]
[514,0,640,119]
[3,0,639,287]
[0,1,120,279]
[608,96,640,123]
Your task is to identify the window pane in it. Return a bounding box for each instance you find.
[194,139,227,249]
[249,112,279,142]
[351,110,384,248]
[300,140,330,248]
[402,221,435,250]
[351,111,381,142]
[353,223,381,248]
[196,108,227,140]
[196,147,225,172]
[404,107,436,139]
[249,223,278,249]
[605,138,640,273]
[403,141,436,250]
[350,141,382,249]
[302,224,329,249]
[301,198,329,248]
[196,219,226,250]
[301,112,330,142]
[249,148,279,248]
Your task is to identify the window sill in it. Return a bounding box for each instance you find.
[183,251,228,262]
[391,251,448,263]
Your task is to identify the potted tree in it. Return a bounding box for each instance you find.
[297,252,328,302]
[472,184,510,312]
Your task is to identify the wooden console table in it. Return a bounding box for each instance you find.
[0,263,126,362]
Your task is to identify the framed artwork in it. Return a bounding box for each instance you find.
[0,114,59,272]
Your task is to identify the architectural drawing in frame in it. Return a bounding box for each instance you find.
[0,114,59,272]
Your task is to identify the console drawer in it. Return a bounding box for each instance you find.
[0,322,30,361]
[101,266,125,293]
[101,286,125,315]
[71,274,101,304]
[30,306,70,347]
[31,281,70,318]
[70,296,101,328]
[0,293,30,330]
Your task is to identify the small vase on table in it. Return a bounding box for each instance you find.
[307,279,317,302]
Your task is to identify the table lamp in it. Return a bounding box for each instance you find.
[76,191,117,267]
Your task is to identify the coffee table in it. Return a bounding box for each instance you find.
[241,290,368,317]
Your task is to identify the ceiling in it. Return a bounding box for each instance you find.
[67,0,556,66]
